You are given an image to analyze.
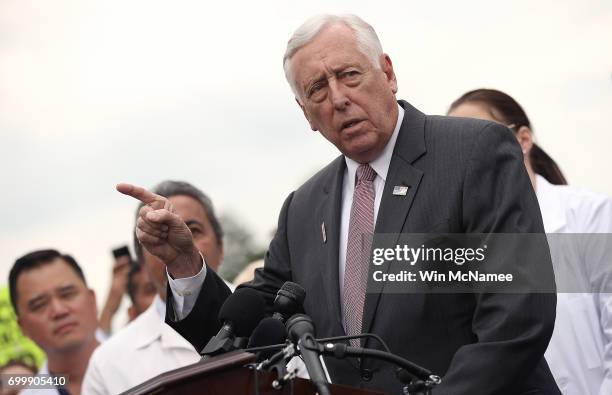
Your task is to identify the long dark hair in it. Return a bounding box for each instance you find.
[449,89,567,185]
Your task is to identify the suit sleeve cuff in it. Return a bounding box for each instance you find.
[167,252,207,320]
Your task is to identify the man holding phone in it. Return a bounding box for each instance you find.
[97,246,133,336]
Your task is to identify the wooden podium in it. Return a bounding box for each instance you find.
[121,351,384,395]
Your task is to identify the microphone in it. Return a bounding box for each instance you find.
[273,281,306,322]
[247,317,287,361]
[246,281,305,359]
[246,283,306,380]
[200,288,265,357]
[286,314,331,395]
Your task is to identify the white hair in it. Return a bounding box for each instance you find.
[283,14,384,99]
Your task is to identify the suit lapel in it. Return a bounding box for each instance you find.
[314,156,347,337]
[362,100,427,338]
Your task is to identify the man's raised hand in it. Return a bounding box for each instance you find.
[116,183,202,278]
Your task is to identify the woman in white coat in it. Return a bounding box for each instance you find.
[448,88,612,395]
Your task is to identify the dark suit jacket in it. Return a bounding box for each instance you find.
[168,101,560,394]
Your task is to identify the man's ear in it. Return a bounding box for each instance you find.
[296,97,317,131]
[380,54,398,94]
[516,126,534,155]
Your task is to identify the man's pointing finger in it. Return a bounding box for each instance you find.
[116,183,164,206]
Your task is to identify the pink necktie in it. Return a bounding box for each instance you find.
[343,164,376,346]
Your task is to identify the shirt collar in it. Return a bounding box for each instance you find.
[345,103,404,184]
[134,295,195,351]
[134,295,164,348]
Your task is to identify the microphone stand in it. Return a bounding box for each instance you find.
[249,338,441,394]
[257,342,295,371]
[401,379,437,395]
[256,342,300,390]
[200,336,248,360]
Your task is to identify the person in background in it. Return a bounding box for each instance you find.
[97,253,131,336]
[83,180,225,395]
[126,262,156,321]
[99,247,157,332]
[9,249,100,395]
[448,88,612,395]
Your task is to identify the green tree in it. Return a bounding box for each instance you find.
[0,286,45,368]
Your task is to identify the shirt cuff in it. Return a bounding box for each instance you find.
[167,252,207,320]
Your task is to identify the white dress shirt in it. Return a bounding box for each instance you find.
[168,105,404,321]
[82,295,201,395]
[537,175,612,395]
[20,334,105,394]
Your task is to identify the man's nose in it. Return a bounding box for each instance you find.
[329,80,350,110]
[49,298,70,319]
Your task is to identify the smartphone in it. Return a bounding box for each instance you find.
[111,245,135,267]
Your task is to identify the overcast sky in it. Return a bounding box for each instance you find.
[1,0,610,328]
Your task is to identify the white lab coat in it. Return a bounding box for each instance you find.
[82,295,201,395]
[537,175,612,395]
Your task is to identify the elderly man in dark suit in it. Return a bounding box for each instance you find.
[118,14,560,395]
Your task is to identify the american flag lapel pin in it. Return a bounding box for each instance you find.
[393,185,409,196]
[321,222,327,243]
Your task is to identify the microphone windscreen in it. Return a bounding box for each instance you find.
[280,282,306,304]
[286,313,316,343]
[219,287,266,337]
[274,282,306,319]
[248,317,287,360]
